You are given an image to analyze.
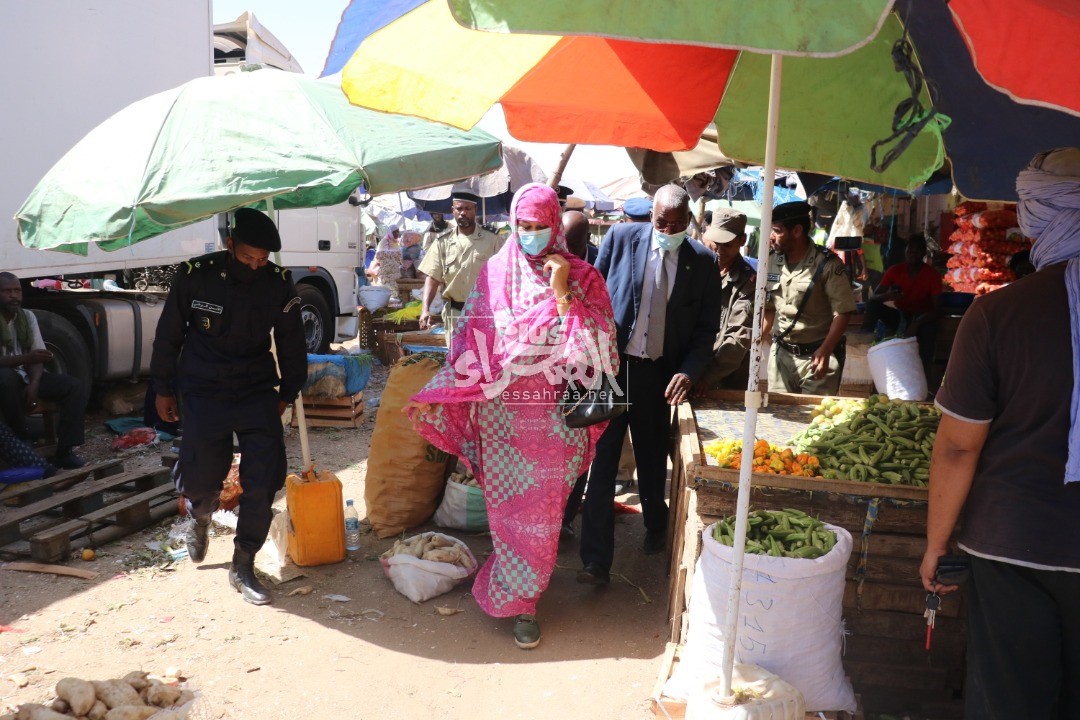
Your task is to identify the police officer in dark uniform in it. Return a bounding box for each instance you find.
[150,208,306,605]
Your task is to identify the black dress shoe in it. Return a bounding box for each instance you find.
[186,517,211,563]
[576,562,610,585]
[229,549,272,605]
[643,530,666,555]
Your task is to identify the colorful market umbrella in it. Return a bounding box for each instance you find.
[15,67,503,474]
[323,1,946,192]
[447,0,1080,203]
[16,68,503,255]
[327,0,1080,203]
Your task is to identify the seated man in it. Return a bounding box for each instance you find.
[861,235,942,375]
[695,209,755,392]
[0,272,86,468]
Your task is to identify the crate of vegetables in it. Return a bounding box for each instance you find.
[669,397,966,718]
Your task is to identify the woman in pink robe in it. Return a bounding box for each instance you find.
[409,184,618,649]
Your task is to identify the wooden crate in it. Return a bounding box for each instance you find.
[668,397,966,718]
[373,317,421,365]
[292,391,364,429]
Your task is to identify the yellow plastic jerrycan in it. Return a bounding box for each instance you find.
[286,468,346,566]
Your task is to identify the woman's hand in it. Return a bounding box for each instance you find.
[543,254,571,296]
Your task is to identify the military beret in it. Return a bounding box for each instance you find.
[622,197,653,221]
[771,201,813,226]
[231,207,281,252]
[450,191,481,205]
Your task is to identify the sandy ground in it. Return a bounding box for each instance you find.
[0,364,671,720]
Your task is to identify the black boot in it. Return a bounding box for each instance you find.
[228,549,271,605]
[187,517,211,563]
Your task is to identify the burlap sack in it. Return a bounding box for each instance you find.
[365,357,450,537]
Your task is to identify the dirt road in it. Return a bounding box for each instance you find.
[1,367,671,719]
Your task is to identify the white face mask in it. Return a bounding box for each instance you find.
[517,227,552,255]
[654,229,686,252]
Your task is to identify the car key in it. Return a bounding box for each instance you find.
[924,591,940,651]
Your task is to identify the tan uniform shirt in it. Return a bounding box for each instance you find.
[766,244,855,345]
[417,225,503,303]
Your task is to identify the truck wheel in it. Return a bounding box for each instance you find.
[296,284,332,354]
[32,310,93,397]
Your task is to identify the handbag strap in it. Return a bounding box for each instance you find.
[774,253,832,345]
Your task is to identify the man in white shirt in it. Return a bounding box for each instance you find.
[0,273,86,468]
[578,185,723,584]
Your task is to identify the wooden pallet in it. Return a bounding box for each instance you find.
[292,391,364,428]
[0,460,124,507]
[0,464,175,562]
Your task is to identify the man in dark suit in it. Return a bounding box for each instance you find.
[579,185,723,584]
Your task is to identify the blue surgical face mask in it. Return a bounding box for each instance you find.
[517,227,552,256]
[654,229,687,252]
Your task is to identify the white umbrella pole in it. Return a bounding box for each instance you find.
[265,196,313,473]
[719,53,783,698]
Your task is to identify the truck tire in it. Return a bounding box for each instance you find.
[32,310,93,396]
[296,284,332,354]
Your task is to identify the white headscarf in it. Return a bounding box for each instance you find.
[1016,147,1080,483]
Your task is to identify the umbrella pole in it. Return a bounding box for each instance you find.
[719,53,783,699]
[548,144,577,189]
[265,196,313,473]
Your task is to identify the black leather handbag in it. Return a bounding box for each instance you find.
[560,374,627,429]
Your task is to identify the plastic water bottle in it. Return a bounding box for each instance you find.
[344,499,361,552]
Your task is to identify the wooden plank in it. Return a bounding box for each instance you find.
[845,552,923,587]
[0,460,123,506]
[0,561,98,580]
[691,463,929,503]
[702,390,934,408]
[845,633,965,668]
[693,487,927,535]
[856,686,959,717]
[29,474,173,563]
[843,580,963,618]
[651,642,679,712]
[299,416,364,429]
[0,469,166,546]
[847,660,950,691]
[845,609,964,641]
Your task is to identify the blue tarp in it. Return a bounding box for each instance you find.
[305,354,374,395]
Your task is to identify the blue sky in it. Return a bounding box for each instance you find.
[213,0,346,76]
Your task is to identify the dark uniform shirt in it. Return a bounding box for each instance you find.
[700,256,755,389]
[150,251,307,402]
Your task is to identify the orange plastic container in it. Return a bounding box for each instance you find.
[286,470,346,566]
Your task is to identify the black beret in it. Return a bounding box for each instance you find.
[450,191,481,205]
[232,208,281,252]
[771,201,812,226]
